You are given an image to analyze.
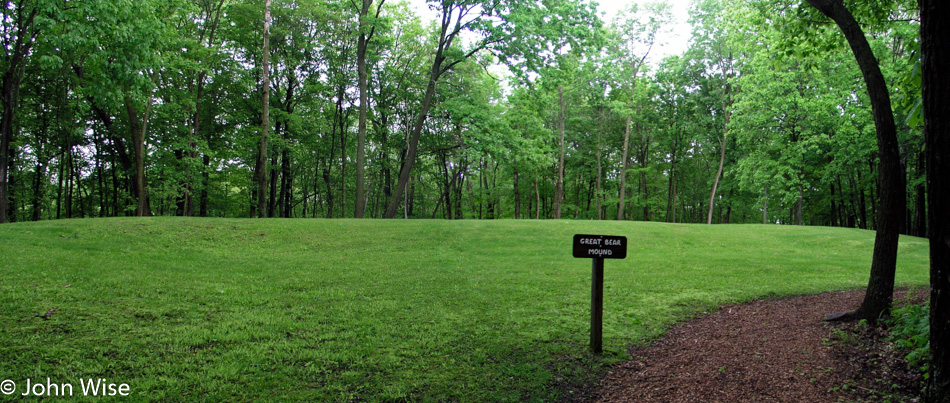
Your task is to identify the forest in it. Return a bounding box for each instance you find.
[0,0,924,228]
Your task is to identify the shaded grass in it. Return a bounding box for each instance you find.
[0,218,930,401]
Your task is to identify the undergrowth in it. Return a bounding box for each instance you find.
[886,302,931,380]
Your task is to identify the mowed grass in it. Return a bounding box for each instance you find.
[0,218,930,401]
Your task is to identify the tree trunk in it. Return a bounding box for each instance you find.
[914,153,927,237]
[0,5,39,224]
[535,173,541,219]
[354,0,380,218]
[707,126,729,224]
[807,0,906,324]
[641,161,649,221]
[595,112,603,220]
[255,0,272,218]
[830,183,839,227]
[127,78,156,217]
[554,85,566,220]
[200,154,210,217]
[279,145,291,218]
[383,11,462,219]
[338,94,348,218]
[618,116,632,220]
[268,153,278,217]
[0,69,18,223]
[667,153,677,223]
[795,185,804,225]
[513,167,521,219]
[921,0,950,399]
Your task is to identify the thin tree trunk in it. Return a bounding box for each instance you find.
[596,112,603,220]
[200,155,210,217]
[830,183,839,227]
[618,116,631,220]
[535,173,541,219]
[795,184,804,225]
[707,128,728,224]
[641,162,649,221]
[914,153,927,237]
[56,150,64,219]
[554,85,566,220]
[279,145,291,218]
[513,167,520,219]
[384,14,454,218]
[268,153,278,217]
[129,70,156,217]
[667,153,677,223]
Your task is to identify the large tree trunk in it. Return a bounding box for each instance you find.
[0,70,19,223]
[807,0,905,324]
[254,0,272,218]
[0,5,39,224]
[921,0,950,400]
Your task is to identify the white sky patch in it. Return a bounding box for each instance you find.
[598,0,693,61]
[405,0,693,61]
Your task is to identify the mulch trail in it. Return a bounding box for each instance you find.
[590,289,928,402]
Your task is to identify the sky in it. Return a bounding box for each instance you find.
[595,0,693,60]
[406,0,695,62]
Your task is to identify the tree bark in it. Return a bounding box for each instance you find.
[354,0,382,218]
[807,0,905,324]
[921,0,950,400]
[255,0,272,218]
[0,4,39,224]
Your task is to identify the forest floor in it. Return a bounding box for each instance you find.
[588,289,928,402]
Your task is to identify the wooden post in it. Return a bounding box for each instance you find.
[573,234,626,354]
[591,257,604,354]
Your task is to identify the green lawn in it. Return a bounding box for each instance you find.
[0,218,930,401]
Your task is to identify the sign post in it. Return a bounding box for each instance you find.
[572,234,627,354]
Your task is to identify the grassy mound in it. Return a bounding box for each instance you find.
[0,218,930,400]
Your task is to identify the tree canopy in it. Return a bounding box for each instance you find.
[0,0,924,228]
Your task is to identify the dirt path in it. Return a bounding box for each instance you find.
[590,290,926,402]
